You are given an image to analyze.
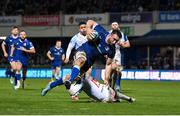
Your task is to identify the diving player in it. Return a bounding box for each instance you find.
[47,40,65,81]
[10,30,35,90]
[64,19,122,89]
[41,19,121,96]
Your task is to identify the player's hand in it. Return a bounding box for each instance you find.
[4,52,8,57]
[50,57,54,61]
[87,32,97,41]
[8,56,13,62]
[104,80,109,86]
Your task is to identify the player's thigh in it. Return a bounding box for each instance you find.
[52,68,56,74]
[10,61,17,70]
[55,67,61,74]
[16,62,22,71]
[111,62,118,70]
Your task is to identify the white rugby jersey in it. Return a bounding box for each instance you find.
[66,32,87,59]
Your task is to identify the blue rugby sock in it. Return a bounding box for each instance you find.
[14,73,21,85]
[116,76,121,90]
[50,77,64,88]
[69,65,80,82]
[16,74,21,80]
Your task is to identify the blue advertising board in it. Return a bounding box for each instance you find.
[1,68,180,81]
[159,11,180,23]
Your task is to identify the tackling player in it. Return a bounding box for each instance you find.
[1,26,20,84]
[68,75,135,103]
[10,30,35,90]
[109,22,130,91]
[47,40,65,81]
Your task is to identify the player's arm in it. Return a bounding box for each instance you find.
[62,50,65,62]
[104,58,113,85]
[20,47,35,53]
[86,20,98,35]
[19,41,36,54]
[47,51,54,61]
[1,41,8,57]
[118,35,130,48]
[10,45,15,57]
[118,40,130,48]
[64,37,76,63]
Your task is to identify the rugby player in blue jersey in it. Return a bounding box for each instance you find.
[10,30,35,90]
[41,20,121,96]
[1,26,20,84]
[64,19,122,89]
[47,40,65,81]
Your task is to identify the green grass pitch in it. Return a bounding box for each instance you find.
[0,78,180,115]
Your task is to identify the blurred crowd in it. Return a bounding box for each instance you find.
[0,0,180,15]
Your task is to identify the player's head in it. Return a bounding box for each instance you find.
[19,30,27,40]
[111,22,120,30]
[11,26,19,36]
[107,30,122,45]
[55,40,61,48]
[79,22,87,36]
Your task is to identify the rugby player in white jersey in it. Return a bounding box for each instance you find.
[64,21,92,77]
[109,22,130,91]
[67,75,135,103]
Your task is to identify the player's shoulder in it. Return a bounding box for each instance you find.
[71,33,79,39]
[50,46,55,50]
[5,35,12,40]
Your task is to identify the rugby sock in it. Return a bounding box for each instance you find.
[111,72,117,90]
[22,75,26,81]
[16,74,21,81]
[116,76,121,91]
[116,91,130,101]
[14,74,21,85]
[54,73,59,80]
[69,65,80,82]
[50,77,64,88]
[11,69,15,77]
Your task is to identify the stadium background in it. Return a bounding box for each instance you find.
[0,0,180,115]
[1,0,180,80]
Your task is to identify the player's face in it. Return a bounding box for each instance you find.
[11,28,19,36]
[56,41,61,48]
[79,24,87,36]
[111,23,119,30]
[20,32,27,40]
[108,34,119,45]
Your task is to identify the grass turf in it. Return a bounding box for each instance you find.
[0,78,180,115]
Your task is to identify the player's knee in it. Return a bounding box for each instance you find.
[74,51,86,65]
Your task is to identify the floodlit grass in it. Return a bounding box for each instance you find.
[0,78,180,115]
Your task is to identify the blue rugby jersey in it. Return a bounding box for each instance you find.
[3,35,20,55]
[49,46,65,63]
